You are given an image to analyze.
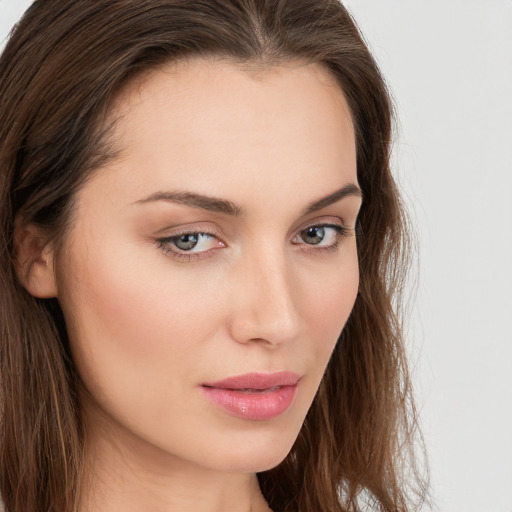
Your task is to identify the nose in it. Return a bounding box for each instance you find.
[227,248,302,348]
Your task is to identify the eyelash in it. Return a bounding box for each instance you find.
[291,223,353,255]
[156,222,354,263]
[156,229,224,263]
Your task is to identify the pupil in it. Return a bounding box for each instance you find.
[175,233,199,250]
[303,226,324,245]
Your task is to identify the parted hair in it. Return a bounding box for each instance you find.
[0,1,428,511]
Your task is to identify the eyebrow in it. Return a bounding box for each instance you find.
[135,191,243,215]
[135,183,362,216]
[303,183,362,214]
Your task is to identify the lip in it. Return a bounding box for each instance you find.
[201,371,300,421]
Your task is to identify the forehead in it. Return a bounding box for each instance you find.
[109,57,355,153]
[81,58,357,215]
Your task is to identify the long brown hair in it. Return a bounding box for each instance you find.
[0,1,428,511]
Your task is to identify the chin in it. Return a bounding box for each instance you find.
[213,449,292,475]
[194,423,301,474]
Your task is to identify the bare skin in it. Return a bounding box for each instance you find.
[18,59,360,512]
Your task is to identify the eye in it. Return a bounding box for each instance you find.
[300,226,330,245]
[291,223,352,250]
[156,231,225,262]
[172,233,206,251]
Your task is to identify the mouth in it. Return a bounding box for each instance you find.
[200,371,300,421]
[202,371,300,390]
[217,386,282,393]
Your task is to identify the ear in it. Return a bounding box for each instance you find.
[14,219,58,298]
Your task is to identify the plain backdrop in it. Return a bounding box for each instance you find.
[1,1,511,511]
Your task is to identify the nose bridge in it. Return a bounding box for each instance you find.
[230,242,300,346]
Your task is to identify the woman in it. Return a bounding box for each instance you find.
[0,1,428,511]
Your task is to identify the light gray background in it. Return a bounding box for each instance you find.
[2,1,512,511]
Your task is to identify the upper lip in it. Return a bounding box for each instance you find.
[202,371,300,390]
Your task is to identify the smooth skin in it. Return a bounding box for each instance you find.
[17,59,361,512]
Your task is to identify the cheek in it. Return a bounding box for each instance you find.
[55,231,360,472]
[292,245,360,391]
[303,247,359,341]
[60,233,359,377]
[57,238,226,408]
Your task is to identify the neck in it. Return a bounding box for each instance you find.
[78,407,272,512]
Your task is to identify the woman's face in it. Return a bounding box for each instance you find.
[55,59,361,473]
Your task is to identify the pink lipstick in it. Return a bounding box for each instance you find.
[201,371,300,420]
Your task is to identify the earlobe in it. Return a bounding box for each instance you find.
[14,220,58,299]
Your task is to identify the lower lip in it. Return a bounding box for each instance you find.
[200,385,298,420]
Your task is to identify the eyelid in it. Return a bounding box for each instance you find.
[154,216,355,264]
[154,223,227,263]
[292,223,352,242]
[294,215,354,235]
[153,221,223,238]
[290,217,355,254]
